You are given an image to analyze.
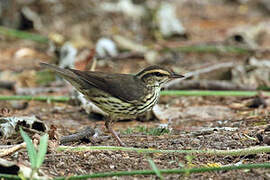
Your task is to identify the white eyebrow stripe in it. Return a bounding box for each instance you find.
[138,69,170,78]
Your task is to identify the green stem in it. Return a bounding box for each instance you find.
[57,145,270,156]
[0,26,48,43]
[0,174,21,180]
[148,158,164,180]
[161,90,270,96]
[0,90,269,102]
[53,163,270,179]
[1,163,269,179]
[0,95,70,102]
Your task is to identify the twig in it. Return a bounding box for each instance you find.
[167,80,256,91]
[0,26,48,43]
[57,145,270,156]
[0,142,26,157]
[60,126,96,144]
[165,62,235,88]
[90,57,97,71]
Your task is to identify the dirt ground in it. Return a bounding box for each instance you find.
[1,0,270,179]
[1,96,269,179]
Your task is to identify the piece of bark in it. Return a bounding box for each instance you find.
[60,126,95,144]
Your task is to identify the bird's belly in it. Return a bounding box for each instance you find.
[82,88,159,119]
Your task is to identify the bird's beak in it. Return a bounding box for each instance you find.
[171,73,184,79]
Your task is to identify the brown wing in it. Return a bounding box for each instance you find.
[69,69,146,102]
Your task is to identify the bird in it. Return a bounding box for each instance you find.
[40,62,184,146]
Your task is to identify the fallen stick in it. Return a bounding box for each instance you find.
[0,142,26,157]
[60,126,95,144]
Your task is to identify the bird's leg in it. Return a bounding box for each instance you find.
[105,118,126,147]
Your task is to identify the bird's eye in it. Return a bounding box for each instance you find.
[155,72,164,77]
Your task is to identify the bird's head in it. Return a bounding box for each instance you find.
[136,65,184,87]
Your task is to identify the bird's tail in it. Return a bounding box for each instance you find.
[40,62,88,90]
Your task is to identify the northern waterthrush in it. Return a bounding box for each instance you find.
[40,63,184,146]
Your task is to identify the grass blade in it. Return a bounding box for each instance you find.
[36,134,48,168]
[19,127,37,169]
[1,163,270,179]
[0,26,49,43]
[148,158,164,180]
[53,163,270,179]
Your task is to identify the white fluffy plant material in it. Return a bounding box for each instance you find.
[95,38,118,58]
[59,42,78,68]
[100,0,146,20]
[157,2,186,37]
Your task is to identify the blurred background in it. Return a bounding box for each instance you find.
[1,0,270,74]
[1,0,270,178]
